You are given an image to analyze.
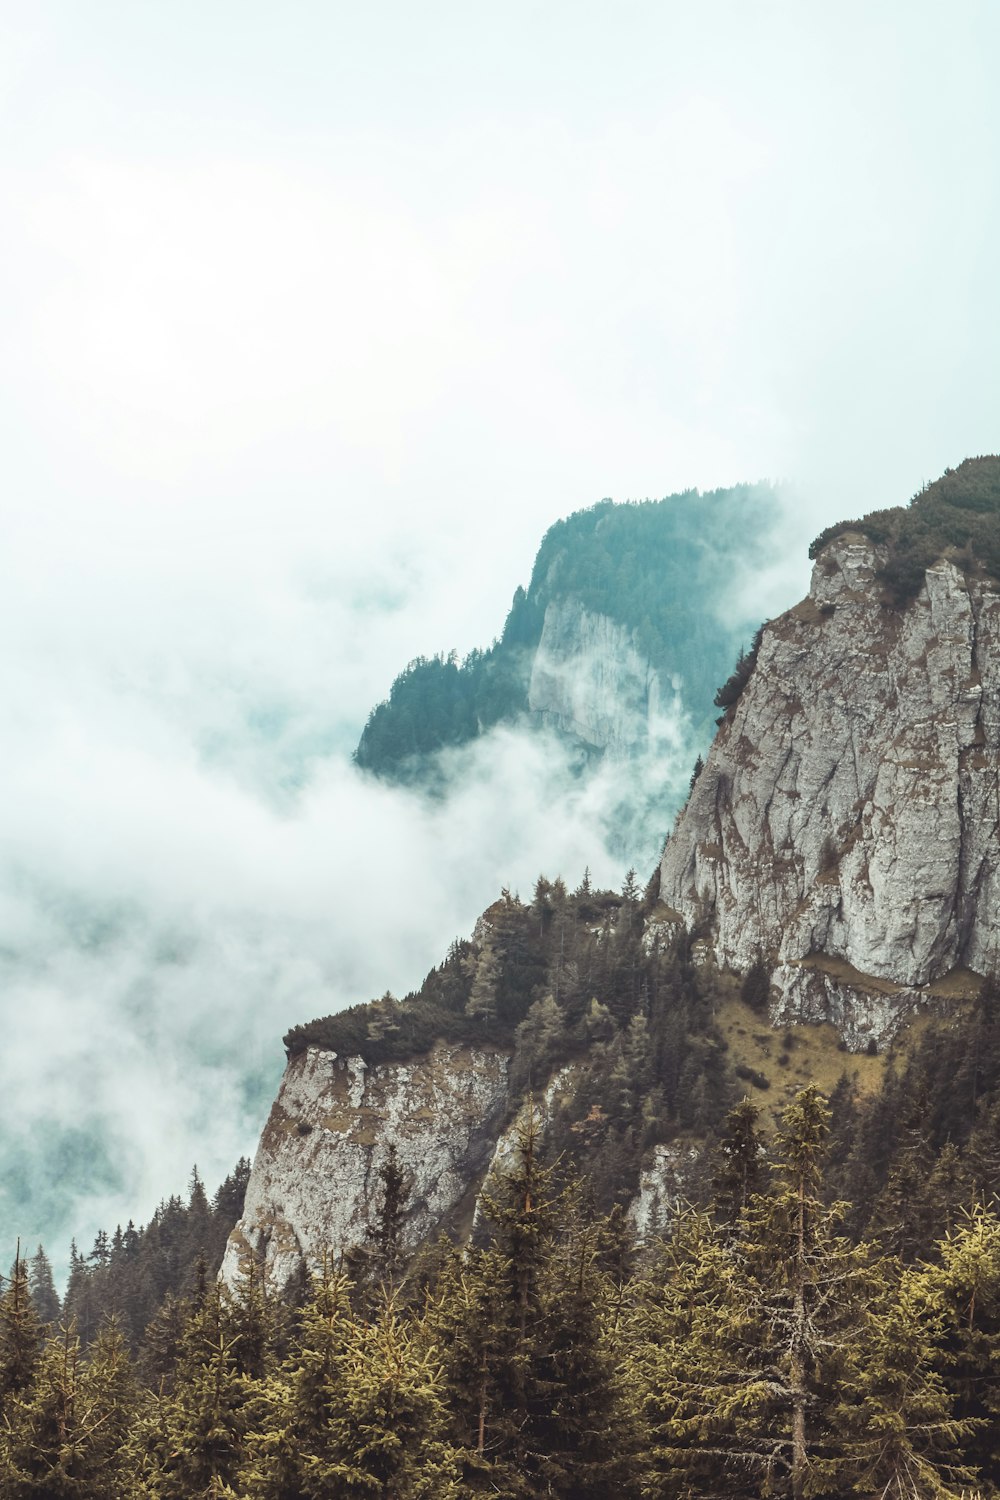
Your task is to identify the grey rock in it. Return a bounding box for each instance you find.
[659,534,1000,1046]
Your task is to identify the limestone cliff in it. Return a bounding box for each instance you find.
[222,1042,509,1292]
[659,530,1000,1047]
[527,597,682,758]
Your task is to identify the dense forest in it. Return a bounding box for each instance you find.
[355,484,782,781]
[6,1074,1000,1498]
[810,453,1000,604]
[13,877,1000,1494]
[283,873,736,1211]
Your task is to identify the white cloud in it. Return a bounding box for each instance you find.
[2,0,999,1269]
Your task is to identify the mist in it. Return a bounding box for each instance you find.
[2,0,999,1266]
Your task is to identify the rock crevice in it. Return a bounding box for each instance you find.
[659,536,1000,1046]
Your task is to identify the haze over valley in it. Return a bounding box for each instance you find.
[3,0,999,1279]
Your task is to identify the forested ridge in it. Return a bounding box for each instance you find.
[13,871,1000,1494]
[5,1083,1000,1497]
[355,483,781,781]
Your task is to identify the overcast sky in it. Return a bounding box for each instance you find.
[2,1,998,1268]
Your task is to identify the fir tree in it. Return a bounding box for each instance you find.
[27,1247,61,1329]
[713,1095,766,1225]
[141,1284,250,1498]
[365,1143,409,1295]
[0,1317,139,1500]
[0,1246,43,1419]
[835,1266,980,1499]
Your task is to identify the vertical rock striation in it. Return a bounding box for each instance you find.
[528,597,682,758]
[659,534,1000,1047]
[221,1042,510,1293]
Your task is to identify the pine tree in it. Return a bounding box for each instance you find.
[0,1246,43,1419]
[27,1247,61,1328]
[713,1095,766,1225]
[141,1284,250,1498]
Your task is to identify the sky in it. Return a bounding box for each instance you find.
[2,0,999,1269]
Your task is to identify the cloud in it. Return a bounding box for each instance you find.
[2,0,999,1274]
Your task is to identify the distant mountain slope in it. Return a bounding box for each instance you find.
[355,484,785,783]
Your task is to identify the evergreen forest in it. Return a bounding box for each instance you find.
[6,1085,1000,1498]
[354,484,782,782]
[12,876,1000,1496]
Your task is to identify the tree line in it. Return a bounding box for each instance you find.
[355,483,782,782]
[3,1090,1000,1497]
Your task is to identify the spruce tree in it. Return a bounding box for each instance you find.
[141,1284,250,1498]
[242,1261,355,1499]
[918,1205,1000,1488]
[0,1246,43,1419]
[0,1317,139,1500]
[636,1088,872,1498]
[835,1265,980,1499]
[27,1247,61,1329]
[713,1095,766,1225]
[365,1144,409,1295]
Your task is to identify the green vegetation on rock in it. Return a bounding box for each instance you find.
[356,484,782,781]
[810,454,1000,605]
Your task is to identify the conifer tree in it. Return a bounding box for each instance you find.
[365,1143,409,1296]
[0,1316,138,1500]
[242,1261,355,1499]
[140,1284,250,1499]
[464,936,500,1024]
[328,1301,461,1498]
[835,1266,980,1499]
[27,1247,61,1328]
[636,1088,872,1498]
[713,1095,765,1225]
[0,1246,43,1419]
[442,1112,640,1497]
[918,1205,1000,1487]
[245,1263,460,1499]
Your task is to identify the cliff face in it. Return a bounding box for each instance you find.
[659,533,1000,1047]
[527,598,680,758]
[221,1042,510,1292]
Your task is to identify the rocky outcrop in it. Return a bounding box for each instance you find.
[660,534,1000,1046]
[222,1036,688,1292]
[221,1042,510,1293]
[528,598,683,758]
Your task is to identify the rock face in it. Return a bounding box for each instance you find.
[659,534,1000,1047]
[528,598,682,758]
[223,1037,684,1292]
[221,1042,510,1293]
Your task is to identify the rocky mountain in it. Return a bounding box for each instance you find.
[225,458,1000,1295]
[661,456,1000,1050]
[355,484,783,782]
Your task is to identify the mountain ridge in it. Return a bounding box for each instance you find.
[225,459,1000,1293]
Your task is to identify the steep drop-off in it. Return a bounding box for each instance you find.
[229,460,1000,1292]
[661,460,1000,1047]
[355,485,783,778]
[221,1042,510,1292]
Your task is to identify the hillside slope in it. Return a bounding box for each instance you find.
[355,484,783,778]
